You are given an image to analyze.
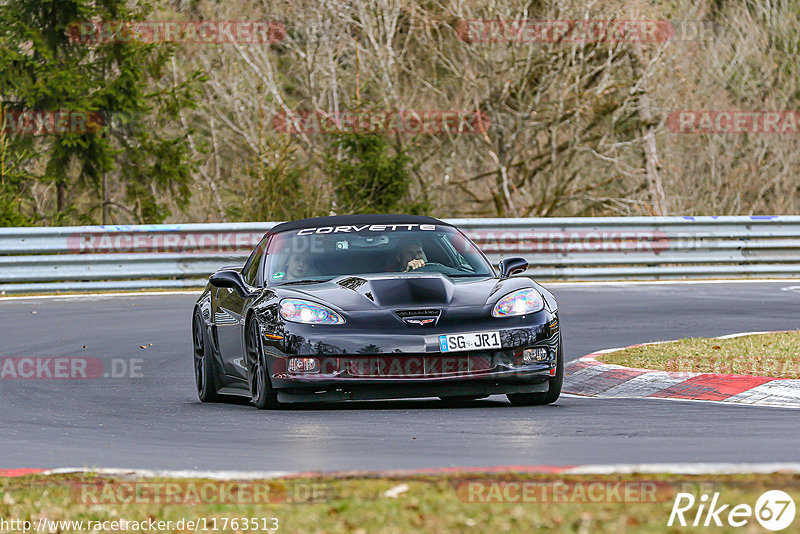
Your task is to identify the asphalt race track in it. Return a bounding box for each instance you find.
[1,281,799,471]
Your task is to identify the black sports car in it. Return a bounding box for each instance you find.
[192,214,562,408]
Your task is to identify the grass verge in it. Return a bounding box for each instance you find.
[1,473,799,533]
[598,331,800,378]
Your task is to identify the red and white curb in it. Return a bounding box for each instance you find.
[565,332,800,408]
[3,463,800,479]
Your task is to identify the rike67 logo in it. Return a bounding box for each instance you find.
[669,490,796,531]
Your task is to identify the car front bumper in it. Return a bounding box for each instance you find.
[261,314,560,402]
[274,374,552,403]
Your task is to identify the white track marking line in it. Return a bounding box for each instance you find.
[715,331,780,339]
[581,394,800,410]
[0,290,200,301]
[563,463,800,475]
[546,279,800,286]
[2,278,799,300]
[30,463,800,478]
[44,467,296,480]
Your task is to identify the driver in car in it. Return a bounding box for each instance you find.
[393,238,427,272]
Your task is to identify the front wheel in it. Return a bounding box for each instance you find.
[507,341,564,406]
[192,310,221,402]
[245,318,281,410]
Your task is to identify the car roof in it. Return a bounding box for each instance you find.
[269,214,451,234]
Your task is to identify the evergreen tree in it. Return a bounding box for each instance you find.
[0,0,202,224]
[326,133,426,215]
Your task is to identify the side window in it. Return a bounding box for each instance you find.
[243,236,268,285]
[441,233,477,272]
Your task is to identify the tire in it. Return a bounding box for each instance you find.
[507,341,564,406]
[192,310,221,402]
[245,318,281,410]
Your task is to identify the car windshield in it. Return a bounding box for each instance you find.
[265,224,494,285]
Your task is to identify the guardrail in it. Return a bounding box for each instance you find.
[1,216,799,293]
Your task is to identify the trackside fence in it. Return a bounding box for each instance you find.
[1,216,799,293]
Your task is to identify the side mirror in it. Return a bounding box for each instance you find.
[498,257,528,278]
[209,270,253,297]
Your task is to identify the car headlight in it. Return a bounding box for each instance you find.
[279,299,345,325]
[492,289,545,317]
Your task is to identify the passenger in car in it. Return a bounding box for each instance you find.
[284,253,320,280]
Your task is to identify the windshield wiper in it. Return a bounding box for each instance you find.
[277,279,330,286]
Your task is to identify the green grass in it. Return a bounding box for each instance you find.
[598,331,800,378]
[1,473,799,533]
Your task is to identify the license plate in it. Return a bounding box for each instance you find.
[439,331,501,353]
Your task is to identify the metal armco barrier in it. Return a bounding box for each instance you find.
[1,216,799,293]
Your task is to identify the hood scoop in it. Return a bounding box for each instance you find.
[362,276,452,307]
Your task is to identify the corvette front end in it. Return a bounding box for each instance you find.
[251,282,560,402]
[193,214,565,408]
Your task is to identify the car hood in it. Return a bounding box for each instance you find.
[275,273,543,311]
